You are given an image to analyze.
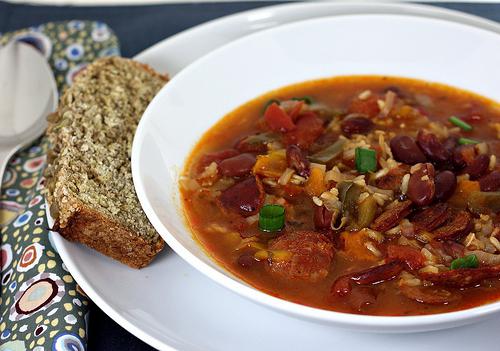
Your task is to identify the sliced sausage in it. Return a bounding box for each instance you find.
[411,203,450,232]
[387,244,425,270]
[267,231,334,282]
[371,200,413,232]
[433,210,472,241]
[400,285,460,305]
[419,265,500,287]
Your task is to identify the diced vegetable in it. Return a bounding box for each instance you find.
[292,96,313,104]
[450,254,479,270]
[309,139,346,164]
[264,103,295,132]
[458,137,480,145]
[353,195,377,229]
[340,231,379,262]
[448,180,480,208]
[338,181,362,218]
[259,204,285,232]
[253,150,287,178]
[355,147,377,173]
[468,191,500,213]
[236,132,277,153]
[305,166,327,196]
[449,116,472,131]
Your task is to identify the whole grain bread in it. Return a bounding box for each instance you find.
[44,56,168,268]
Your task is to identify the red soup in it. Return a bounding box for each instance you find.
[180,76,500,316]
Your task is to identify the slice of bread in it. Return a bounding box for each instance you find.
[45,57,167,268]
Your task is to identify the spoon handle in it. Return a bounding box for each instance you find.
[0,145,18,194]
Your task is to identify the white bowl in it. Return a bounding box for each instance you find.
[132,14,500,332]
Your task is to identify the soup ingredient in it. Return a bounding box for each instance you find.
[218,176,264,217]
[264,102,295,132]
[390,136,427,165]
[286,145,310,177]
[479,170,500,191]
[458,137,480,145]
[449,116,472,131]
[355,147,377,173]
[371,200,412,232]
[309,139,346,164]
[259,204,286,232]
[433,210,472,241]
[341,114,374,137]
[407,163,435,206]
[464,154,490,180]
[416,129,450,163]
[400,285,460,305]
[218,153,256,177]
[434,171,457,202]
[266,231,334,282]
[450,254,479,270]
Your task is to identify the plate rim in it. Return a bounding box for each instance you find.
[51,2,500,350]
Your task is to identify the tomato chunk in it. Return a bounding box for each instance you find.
[264,103,295,132]
[283,112,324,150]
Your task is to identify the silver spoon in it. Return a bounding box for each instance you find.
[0,41,58,192]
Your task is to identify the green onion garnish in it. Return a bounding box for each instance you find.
[458,137,480,145]
[355,147,377,174]
[449,116,472,131]
[264,99,280,111]
[259,204,285,232]
[292,96,313,105]
[450,254,479,270]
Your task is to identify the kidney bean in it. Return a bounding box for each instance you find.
[419,265,500,288]
[197,149,239,172]
[340,114,374,137]
[411,203,450,232]
[370,200,412,232]
[464,154,490,180]
[480,170,500,192]
[416,129,450,163]
[331,275,352,296]
[218,153,256,177]
[218,176,264,217]
[286,144,310,177]
[407,163,435,206]
[390,135,427,165]
[434,170,457,202]
[433,210,472,241]
[314,205,333,230]
[350,261,404,285]
[237,253,259,268]
[453,145,476,169]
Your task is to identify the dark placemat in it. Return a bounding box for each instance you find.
[1,2,499,350]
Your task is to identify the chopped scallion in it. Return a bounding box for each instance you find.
[355,147,377,174]
[449,116,472,131]
[263,99,280,111]
[259,204,285,232]
[292,96,313,104]
[458,137,480,145]
[450,254,479,270]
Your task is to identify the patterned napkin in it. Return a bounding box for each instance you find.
[0,21,120,351]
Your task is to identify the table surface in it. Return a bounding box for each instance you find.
[1,1,500,350]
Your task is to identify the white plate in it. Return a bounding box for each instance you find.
[50,3,500,350]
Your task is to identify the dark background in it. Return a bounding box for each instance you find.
[1,1,499,350]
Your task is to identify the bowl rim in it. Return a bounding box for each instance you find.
[132,9,500,330]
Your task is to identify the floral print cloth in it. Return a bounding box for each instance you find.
[0,21,120,351]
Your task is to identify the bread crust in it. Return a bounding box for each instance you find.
[53,202,164,268]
